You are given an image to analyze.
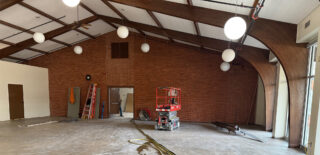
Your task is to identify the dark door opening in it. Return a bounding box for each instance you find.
[108,87,134,118]
[8,84,24,120]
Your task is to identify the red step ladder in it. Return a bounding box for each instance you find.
[81,83,97,119]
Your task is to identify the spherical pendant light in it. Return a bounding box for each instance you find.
[224,16,247,40]
[33,32,45,43]
[220,62,230,72]
[117,26,129,39]
[74,46,83,55]
[141,43,150,53]
[222,49,235,62]
[62,0,80,7]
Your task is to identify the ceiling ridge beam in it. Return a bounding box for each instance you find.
[98,15,268,53]
[18,2,96,39]
[146,10,173,42]
[0,16,98,59]
[79,2,117,29]
[0,19,72,47]
[101,0,145,35]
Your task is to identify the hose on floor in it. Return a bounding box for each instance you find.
[129,120,175,155]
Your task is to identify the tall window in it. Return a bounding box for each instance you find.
[302,43,317,146]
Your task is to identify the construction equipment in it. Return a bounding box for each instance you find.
[155,87,181,131]
[212,122,265,143]
[81,83,97,119]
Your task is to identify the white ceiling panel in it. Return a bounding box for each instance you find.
[0,22,26,40]
[53,30,89,44]
[78,20,115,36]
[244,36,268,49]
[4,33,32,44]
[0,5,53,29]
[259,0,320,24]
[143,31,169,40]
[1,58,19,63]
[24,0,93,24]
[153,12,196,35]
[31,40,66,52]
[32,22,63,33]
[10,49,41,59]
[82,0,120,18]
[198,22,229,41]
[165,0,188,4]
[192,0,254,15]
[0,43,10,49]
[174,39,201,47]
[109,2,157,26]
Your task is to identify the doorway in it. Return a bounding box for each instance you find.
[108,87,134,118]
[8,84,24,120]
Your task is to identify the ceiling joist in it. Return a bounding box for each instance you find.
[0,0,22,11]
[18,2,96,39]
[0,16,98,59]
[146,10,173,42]
[79,2,117,29]
[101,0,145,35]
[99,15,268,53]
[0,20,72,47]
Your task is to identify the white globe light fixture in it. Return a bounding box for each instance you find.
[220,62,230,72]
[224,16,247,40]
[222,49,235,62]
[62,0,80,7]
[74,46,83,55]
[141,43,150,53]
[33,32,45,43]
[117,26,129,39]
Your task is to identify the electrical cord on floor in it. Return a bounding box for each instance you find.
[129,119,176,155]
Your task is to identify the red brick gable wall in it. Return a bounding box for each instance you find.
[28,31,258,124]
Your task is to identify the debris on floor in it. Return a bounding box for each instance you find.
[212,122,265,143]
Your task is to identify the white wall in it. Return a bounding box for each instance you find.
[0,61,50,121]
[297,5,320,43]
[119,88,134,111]
[272,63,289,138]
[255,76,266,126]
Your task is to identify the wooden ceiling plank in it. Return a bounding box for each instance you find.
[187,0,202,46]
[101,0,144,35]
[19,2,96,39]
[0,16,98,59]
[0,0,23,11]
[80,2,117,29]
[7,56,27,62]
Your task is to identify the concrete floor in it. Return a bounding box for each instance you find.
[0,117,304,155]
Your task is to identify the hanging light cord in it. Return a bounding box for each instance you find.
[201,0,254,9]
[0,16,66,41]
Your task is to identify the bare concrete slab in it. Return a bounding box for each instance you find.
[0,117,304,155]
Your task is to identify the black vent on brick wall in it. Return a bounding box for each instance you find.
[111,42,129,58]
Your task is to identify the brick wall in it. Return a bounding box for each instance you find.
[28,31,258,124]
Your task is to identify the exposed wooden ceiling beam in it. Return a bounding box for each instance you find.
[0,0,22,11]
[79,2,117,29]
[99,15,268,53]
[146,10,173,42]
[0,20,72,47]
[0,16,98,59]
[101,0,145,35]
[0,40,48,54]
[187,0,202,47]
[18,2,96,39]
